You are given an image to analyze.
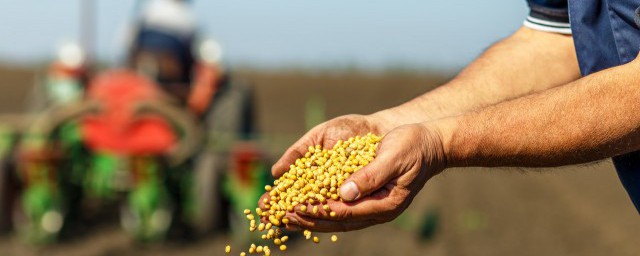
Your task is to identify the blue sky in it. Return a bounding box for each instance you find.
[0,0,527,70]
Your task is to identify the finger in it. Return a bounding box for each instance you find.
[338,143,402,201]
[292,184,407,222]
[283,223,302,232]
[290,200,332,219]
[286,214,377,232]
[283,187,409,232]
[257,192,270,209]
[257,192,271,223]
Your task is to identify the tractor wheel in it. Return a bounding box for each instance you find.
[0,159,11,233]
[187,81,255,236]
[121,184,174,242]
[0,127,17,234]
[189,151,225,235]
[12,185,64,244]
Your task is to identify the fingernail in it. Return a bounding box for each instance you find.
[340,181,360,201]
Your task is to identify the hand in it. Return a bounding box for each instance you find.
[274,122,448,232]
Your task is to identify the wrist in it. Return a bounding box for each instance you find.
[424,116,462,169]
[370,93,454,130]
[368,109,407,133]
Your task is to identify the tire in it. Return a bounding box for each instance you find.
[121,185,174,242]
[0,159,10,233]
[0,127,17,233]
[12,185,64,244]
[0,156,19,234]
[188,82,255,235]
[189,151,225,235]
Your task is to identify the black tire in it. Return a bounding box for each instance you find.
[189,82,255,235]
[0,159,9,233]
[190,151,224,235]
[0,155,18,234]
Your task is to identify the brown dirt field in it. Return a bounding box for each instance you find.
[0,67,639,256]
[0,65,37,114]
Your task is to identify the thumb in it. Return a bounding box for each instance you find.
[338,149,400,202]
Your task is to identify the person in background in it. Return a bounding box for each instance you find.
[271,0,640,232]
[126,0,223,117]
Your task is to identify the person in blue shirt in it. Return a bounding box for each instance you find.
[267,0,640,232]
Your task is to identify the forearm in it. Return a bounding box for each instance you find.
[374,27,580,130]
[441,55,640,167]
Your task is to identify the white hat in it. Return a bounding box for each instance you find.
[140,0,197,37]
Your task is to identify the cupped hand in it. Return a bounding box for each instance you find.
[262,117,448,232]
[278,123,447,232]
[260,114,391,230]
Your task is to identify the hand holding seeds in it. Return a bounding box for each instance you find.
[229,132,382,255]
[268,116,448,232]
[226,118,447,255]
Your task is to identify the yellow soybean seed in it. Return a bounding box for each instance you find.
[269,215,281,226]
[225,245,231,253]
[240,252,246,256]
[281,236,289,242]
[313,236,319,243]
[280,245,287,251]
[331,235,338,242]
[243,209,251,215]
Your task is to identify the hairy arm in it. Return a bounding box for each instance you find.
[374,27,580,130]
[440,55,640,167]
[271,27,580,177]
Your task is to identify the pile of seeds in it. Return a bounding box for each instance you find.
[226,133,382,255]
